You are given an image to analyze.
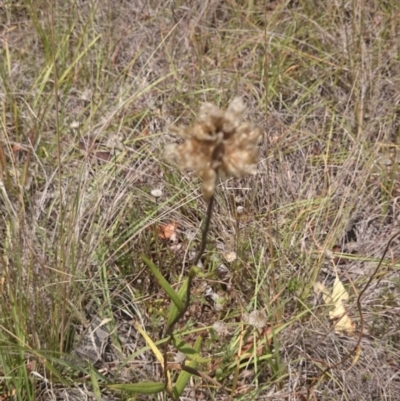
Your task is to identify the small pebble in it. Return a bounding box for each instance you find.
[151,189,163,198]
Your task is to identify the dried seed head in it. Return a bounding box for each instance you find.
[243,310,268,329]
[165,97,262,200]
[212,321,230,336]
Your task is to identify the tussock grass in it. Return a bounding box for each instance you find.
[1,0,400,400]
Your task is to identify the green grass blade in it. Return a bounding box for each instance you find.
[89,365,102,401]
[59,35,101,85]
[141,254,184,312]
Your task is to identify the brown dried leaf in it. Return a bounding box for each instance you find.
[157,222,178,240]
[94,150,112,162]
[315,278,356,335]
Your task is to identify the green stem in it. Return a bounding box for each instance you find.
[163,195,215,396]
[165,194,214,337]
[193,195,214,266]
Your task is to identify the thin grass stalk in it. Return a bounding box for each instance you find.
[49,0,66,354]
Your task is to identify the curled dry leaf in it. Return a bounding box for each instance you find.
[157,222,178,240]
[330,277,356,334]
[314,278,356,335]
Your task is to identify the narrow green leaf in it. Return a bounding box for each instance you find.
[44,360,71,386]
[166,266,201,330]
[173,336,202,398]
[166,277,189,328]
[109,381,165,394]
[141,254,184,311]
[89,366,102,401]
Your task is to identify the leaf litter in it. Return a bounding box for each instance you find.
[314,275,356,335]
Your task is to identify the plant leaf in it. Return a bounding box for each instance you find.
[108,381,164,394]
[173,336,202,398]
[134,321,164,365]
[166,277,189,328]
[173,337,211,363]
[141,254,184,312]
[89,365,102,401]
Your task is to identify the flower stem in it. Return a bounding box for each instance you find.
[194,194,214,266]
[163,195,215,396]
[165,194,214,337]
